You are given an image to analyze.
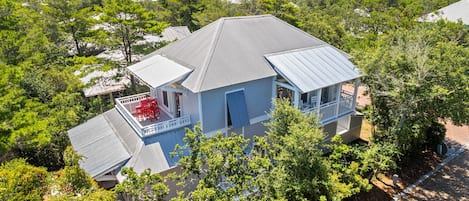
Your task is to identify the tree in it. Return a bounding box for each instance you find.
[99,0,169,65]
[0,158,48,201]
[46,147,116,201]
[173,125,253,200]
[43,0,97,56]
[354,21,469,156]
[114,167,169,201]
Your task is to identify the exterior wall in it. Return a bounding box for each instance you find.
[341,114,363,143]
[200,77,273,133]
[322,113,363,143]
[181,90,200,126]
[323,121,338,140]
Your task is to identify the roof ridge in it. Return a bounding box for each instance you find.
[194,18,226,91]
[103,110,143,155]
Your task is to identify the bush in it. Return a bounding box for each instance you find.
[425,122,446,150]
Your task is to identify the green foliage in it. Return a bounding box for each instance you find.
[99,0,169,64]
[354,21,469,156]
[47,147,116,200]
[114,167,169,201]
[425,121,447,149]
[0,158,48,201]
[174,124,253,200]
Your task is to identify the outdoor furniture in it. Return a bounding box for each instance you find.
[135,97,160,121]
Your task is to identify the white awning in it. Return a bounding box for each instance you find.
[265,45,361,93]
[128,55,192,88]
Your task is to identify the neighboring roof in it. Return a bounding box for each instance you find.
[265,45,362,93]
[161,26,192,41]
[147,15,327,92]
[78,69,130,97]
[68,113,131,177]
[127,55,192,88]
[419,0,469,25]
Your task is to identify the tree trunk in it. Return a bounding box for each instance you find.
[71,26,81,56]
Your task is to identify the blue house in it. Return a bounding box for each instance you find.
[68,15,363,185]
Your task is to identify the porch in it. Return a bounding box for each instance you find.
[115,92,191,138]
[275,80,359,124]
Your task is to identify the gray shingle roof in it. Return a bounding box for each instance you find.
[147,15,328,92]
[419,0,469,25]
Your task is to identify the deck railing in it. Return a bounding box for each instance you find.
[115,92,191,137]
[301,91,354,123]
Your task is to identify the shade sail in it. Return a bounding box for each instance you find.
[266,45,361,93]
[226,91,250,129]
[128,55,192,88]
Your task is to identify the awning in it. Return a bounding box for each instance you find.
[128,55,192,88]
[226,91,250,129]
[265,45,361,93]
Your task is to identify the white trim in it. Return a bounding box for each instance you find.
[197,93,203,129]
[249,114,269,125]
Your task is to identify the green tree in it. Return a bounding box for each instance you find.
[46,147,116,200]
[99,0,169,65]
[355,21,469,156]
[43,0,97,56]
[114,167,169,201]
[174,125,253,200]
[0,158,48,201]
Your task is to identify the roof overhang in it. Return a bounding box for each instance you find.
[128,55,193,88]
[265,45,362,93]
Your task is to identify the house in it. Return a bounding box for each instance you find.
[418,0,469,25]
[68,15,363,186]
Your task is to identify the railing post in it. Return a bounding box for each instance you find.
[335,84,341,118]
[352,79,359,110]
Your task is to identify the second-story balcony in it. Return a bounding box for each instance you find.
[300,90,354,123]
[115,92,191,138]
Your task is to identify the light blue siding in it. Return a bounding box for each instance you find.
[200,77,273,133]
[182,90,200,126]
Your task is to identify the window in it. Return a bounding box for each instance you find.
[162,91,168,107]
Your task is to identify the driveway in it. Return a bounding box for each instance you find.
[400,150,469,200]
[399,122,469,201]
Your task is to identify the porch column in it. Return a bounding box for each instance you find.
[293,90,300,108]
[352,79,360,109]
[335,83,342,118]
[316,88,321,117]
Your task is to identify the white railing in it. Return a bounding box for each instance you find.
[319,101,337,121]
[300,91,355,123]
[115,93,191,137]
[141,115,191,137]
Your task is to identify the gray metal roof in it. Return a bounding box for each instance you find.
[147,15,328,92]
[161,26,191,41]
[68,109,188,179]
[265,45,361,93]
[419,0,469,25]
[68,113,131,177]
[127,55,192,88]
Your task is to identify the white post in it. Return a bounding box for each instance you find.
[316,88,322,117]
[294,90,300,108]
[352,79,360,109]
[335,83,342,118]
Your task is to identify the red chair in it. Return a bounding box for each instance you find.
[135,105,144,121]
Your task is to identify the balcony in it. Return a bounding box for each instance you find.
[115,92,191,138]
[301,91,354,123]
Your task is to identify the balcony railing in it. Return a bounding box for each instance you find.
[115,92,191,138]
[301,91,354,123]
